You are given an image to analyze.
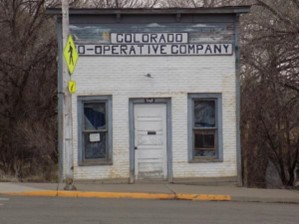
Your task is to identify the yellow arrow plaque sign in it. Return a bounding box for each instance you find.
[64,35,79,75]
[68,80,77,94]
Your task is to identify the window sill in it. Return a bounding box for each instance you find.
[78,160,113,166]
[189,158,223,163]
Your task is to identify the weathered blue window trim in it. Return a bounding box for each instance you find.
[188,93,223,162]
[77,95,113,166]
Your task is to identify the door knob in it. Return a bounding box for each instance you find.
[134,146,138,150]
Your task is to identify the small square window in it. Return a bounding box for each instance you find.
[188,94,222,162]
[78,96,112,165]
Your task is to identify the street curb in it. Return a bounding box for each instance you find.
[175,193,231,201]
[231,196,299,204]
[3,190,231,201]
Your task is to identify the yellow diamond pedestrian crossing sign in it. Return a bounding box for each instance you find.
[64,35,79,75]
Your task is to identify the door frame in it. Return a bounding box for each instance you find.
[129,98,172,183]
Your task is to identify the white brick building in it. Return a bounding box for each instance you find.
[49,7,250,184]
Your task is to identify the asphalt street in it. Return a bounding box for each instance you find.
[0,196,298,224]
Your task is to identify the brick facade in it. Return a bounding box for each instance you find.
[70,55,237,180]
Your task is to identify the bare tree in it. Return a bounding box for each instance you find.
[90,0,160,8]
[0,0,60,180]
[241,0,299,187]
[160,0,243,7]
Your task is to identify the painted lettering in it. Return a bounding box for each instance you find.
[205,45,212,54]
[214,44,222,54]
[111,45,118,55]
[152,45,159,54]
[142,34,149,43]
[179,45,187,54]
[78,44,233,56]
[124,34,132,43]
[77,45,85,54]
[116,34,123,43]
[176,34,183,43]
[188,45,195,54]
[103,45,110,54]
[120,45,127,55]
[95,46,102,54]
[160,45,167,54]
[128,45,136,55]
[111,33,189,44]
[151,34,158,43]
[168,34,174,42]
[223,44,230,53]
[137,45,144,54]
[160,34,166,43]
[197,45,204,54]
[171,45,179,54]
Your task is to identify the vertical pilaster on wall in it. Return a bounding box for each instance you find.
[62,0,74,188]
[235,14,243,187]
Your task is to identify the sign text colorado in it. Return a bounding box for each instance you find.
[76,33,233,56]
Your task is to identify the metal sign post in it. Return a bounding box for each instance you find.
[62,0,76,190]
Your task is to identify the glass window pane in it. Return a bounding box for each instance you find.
[84,132,107,159]
[194,150,216,157]
[194,130,216,157]
[84,103,106,130]
[194,100,215,127]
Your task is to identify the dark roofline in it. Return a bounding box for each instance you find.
[46,6,250,16]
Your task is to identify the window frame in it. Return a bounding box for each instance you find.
[78,95,112,166]
[188,93,223,162]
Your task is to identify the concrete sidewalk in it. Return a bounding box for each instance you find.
[0,182,299,203]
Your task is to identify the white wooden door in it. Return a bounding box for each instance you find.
[134,104,167,180]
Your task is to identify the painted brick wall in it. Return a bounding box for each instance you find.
[69,54,237,180]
